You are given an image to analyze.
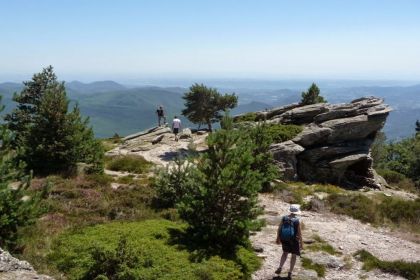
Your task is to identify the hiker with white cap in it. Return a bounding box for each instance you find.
[275,204,303,279]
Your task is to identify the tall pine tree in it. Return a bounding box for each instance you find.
[4,67,103,175]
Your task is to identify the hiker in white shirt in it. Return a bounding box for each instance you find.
[172,116,182,141]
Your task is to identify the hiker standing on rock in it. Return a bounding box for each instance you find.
[172,116,181,142]
[275,204,303,279]
[156,106,166,126]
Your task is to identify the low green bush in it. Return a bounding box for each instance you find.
[106,155,152,174]
[264,124,303,143]
[327,194,378,223]
[378,197,420,225]
[327,193,420,231]
[355,250,420,280]
[377,168,406,184]
[48,220,258,280]
[312,184,344,195]
[234,112,258,122]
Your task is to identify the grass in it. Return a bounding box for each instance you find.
[306,235,341,256]
[47,220,259,280]
[301,257,326,277]
[355,249,420,280]
[105,155,153,174]
[116,175,136,184]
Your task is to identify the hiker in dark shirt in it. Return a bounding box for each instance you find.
[156,106,166,126]
[275,204,303,279]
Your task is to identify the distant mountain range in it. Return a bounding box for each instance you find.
[0,80,419,140]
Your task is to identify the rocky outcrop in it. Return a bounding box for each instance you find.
[0,248,53,280]
[236,97,391,188]
[107,126,209,166]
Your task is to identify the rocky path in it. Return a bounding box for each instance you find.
[251,194,419,280]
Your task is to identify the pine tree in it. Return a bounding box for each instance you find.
[5,67,103,175]
[415,120,420,135]
[0,96,37,249]
[178,115,262,252]
[300,83,327,105]
[4,66,57,146]
[182,83,237,131]
[247,123,279,192]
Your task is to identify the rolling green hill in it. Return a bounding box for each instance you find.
[1,81,419,139]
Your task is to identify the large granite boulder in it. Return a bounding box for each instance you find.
[0,248,53,279]
[238,97,391,189]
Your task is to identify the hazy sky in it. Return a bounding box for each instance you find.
[1,0,420,81]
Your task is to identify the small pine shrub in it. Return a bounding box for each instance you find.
[106,155,152,174]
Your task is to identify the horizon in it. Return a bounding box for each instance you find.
[2,0,420,81]
[2,77,420,90]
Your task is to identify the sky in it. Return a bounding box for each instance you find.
[1,0,420,82]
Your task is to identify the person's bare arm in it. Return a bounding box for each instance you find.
[276,220,283,244]
[297,221,303,249]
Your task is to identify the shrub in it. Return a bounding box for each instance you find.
[48,220,250,280]
[245,123,279,192]
[327,193,420,230]
[355,250,420,280]
[234,112,258,123]
[178,116,263,253]
[376,168,406,184]
[264,124,303,143]
[378,197,420,225]
[153,157,197,208]
[106,155,152,174]
[327,194,378,223]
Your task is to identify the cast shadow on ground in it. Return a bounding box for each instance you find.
[271,276,290,280]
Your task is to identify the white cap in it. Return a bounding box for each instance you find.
[289,204,301,215]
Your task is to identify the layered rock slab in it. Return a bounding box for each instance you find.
[236,97,391,188]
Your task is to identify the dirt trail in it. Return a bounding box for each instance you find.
[251,194,419,280]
